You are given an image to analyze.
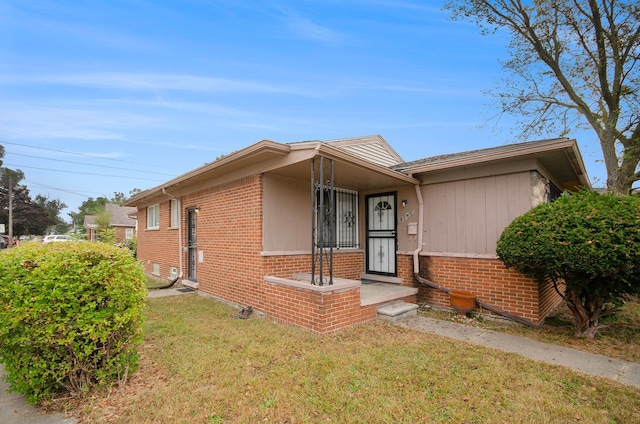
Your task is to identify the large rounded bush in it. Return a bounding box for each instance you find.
[497,189,640,337]
[0,242,147,403]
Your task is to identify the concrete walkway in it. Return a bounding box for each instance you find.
[0,368,77,424]
[397,315,640,389]
[2,290,638,423]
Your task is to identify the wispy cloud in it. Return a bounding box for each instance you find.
[275,7,346,45]
[0,103,153,141]
[1,73,292,94]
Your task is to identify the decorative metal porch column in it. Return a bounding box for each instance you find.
[311,156,335,286]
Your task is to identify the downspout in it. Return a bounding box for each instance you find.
[412,184,424,275]
[410,184,542,328]
[162,188,184,283]
[410,184,449,294]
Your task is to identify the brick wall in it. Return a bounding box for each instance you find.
[262,280,377,333]
[137,203,180,280]
[136,175,413,333]
[417,255,559,323]
[262,251,364,281]
[397,254,415,286]
[113,226,134,244]
[538,279,564,319]
[183,175,266,310]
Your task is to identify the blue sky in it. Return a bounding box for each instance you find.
[0,0,606,220]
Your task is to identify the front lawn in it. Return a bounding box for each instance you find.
[71,295,640,423]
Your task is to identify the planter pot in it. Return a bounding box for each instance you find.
[449,290,477,316]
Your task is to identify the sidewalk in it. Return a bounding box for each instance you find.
[397,315,640,389]
[0,367,77,424]
[2,290,638,423]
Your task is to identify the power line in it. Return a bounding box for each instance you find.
[6,152,175,177]
[0,139,175,171]
[25,179,107,198]
[3,163,166,182]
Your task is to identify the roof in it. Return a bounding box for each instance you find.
[125,137,418,207]
[84,204,137,228]
[392,138,591,189]
[124,136,591,207]
[106,204,137,227]
[83,215,98,229]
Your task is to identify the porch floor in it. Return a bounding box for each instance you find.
[360,282,418,307]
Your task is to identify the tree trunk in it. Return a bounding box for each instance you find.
[563,288,604,338]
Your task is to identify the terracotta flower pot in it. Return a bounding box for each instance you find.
[449,290,477,316]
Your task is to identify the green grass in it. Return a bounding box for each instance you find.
[73,295,640,423]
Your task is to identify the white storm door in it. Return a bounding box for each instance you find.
[366,193,397,276]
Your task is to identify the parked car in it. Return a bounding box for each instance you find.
[42,234,72,244]
[0,236,7,249]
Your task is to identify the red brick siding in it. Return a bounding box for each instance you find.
[262,281,377,334]
[538,279,564,320]
[262,251,364,281]
[137,203,180,280]
[113,226,134,244]
[418,255,547,323]
[183,175,265,311]
[136,174,421,333]
[396,254,415,286]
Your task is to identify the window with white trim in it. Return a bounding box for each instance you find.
[125,228,134,239]
[170,199,179,228]
[147,204,160,229]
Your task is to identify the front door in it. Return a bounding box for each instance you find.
[187,208,198,281]
[366,192,397,276]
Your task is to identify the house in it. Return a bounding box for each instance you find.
[84,203,138,244]
[125,135,590,333]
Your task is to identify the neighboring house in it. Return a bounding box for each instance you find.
[84,204,138,244]
[125,135,590,333]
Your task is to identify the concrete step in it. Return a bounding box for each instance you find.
[377,301,419,322]
[360,273,403,285]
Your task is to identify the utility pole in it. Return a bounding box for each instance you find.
[8,174,13,247]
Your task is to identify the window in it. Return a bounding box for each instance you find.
[147,204,159,229]
[170,199,180,228]
[549,182,562,202]
[317,188,358,249]
[125,228,134,240]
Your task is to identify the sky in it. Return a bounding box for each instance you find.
[0,0,607,221]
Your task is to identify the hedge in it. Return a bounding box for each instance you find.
[0,242,147,403]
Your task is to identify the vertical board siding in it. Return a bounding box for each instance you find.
[422,172,532,256]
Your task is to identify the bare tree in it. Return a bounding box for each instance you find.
[445,0,640,194]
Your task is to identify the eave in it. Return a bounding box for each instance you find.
[125,139,418,208]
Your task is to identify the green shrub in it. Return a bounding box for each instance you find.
[97,227,117,245]
[0,242,147,403]
[497,189,640,338]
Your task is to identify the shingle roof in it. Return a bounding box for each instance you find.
[391,138,573,173]
[106,204,137,227]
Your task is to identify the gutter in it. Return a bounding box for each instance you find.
[162,188,184,283]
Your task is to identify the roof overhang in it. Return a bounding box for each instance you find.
[125,139,419,207]
[402,138,591,190]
